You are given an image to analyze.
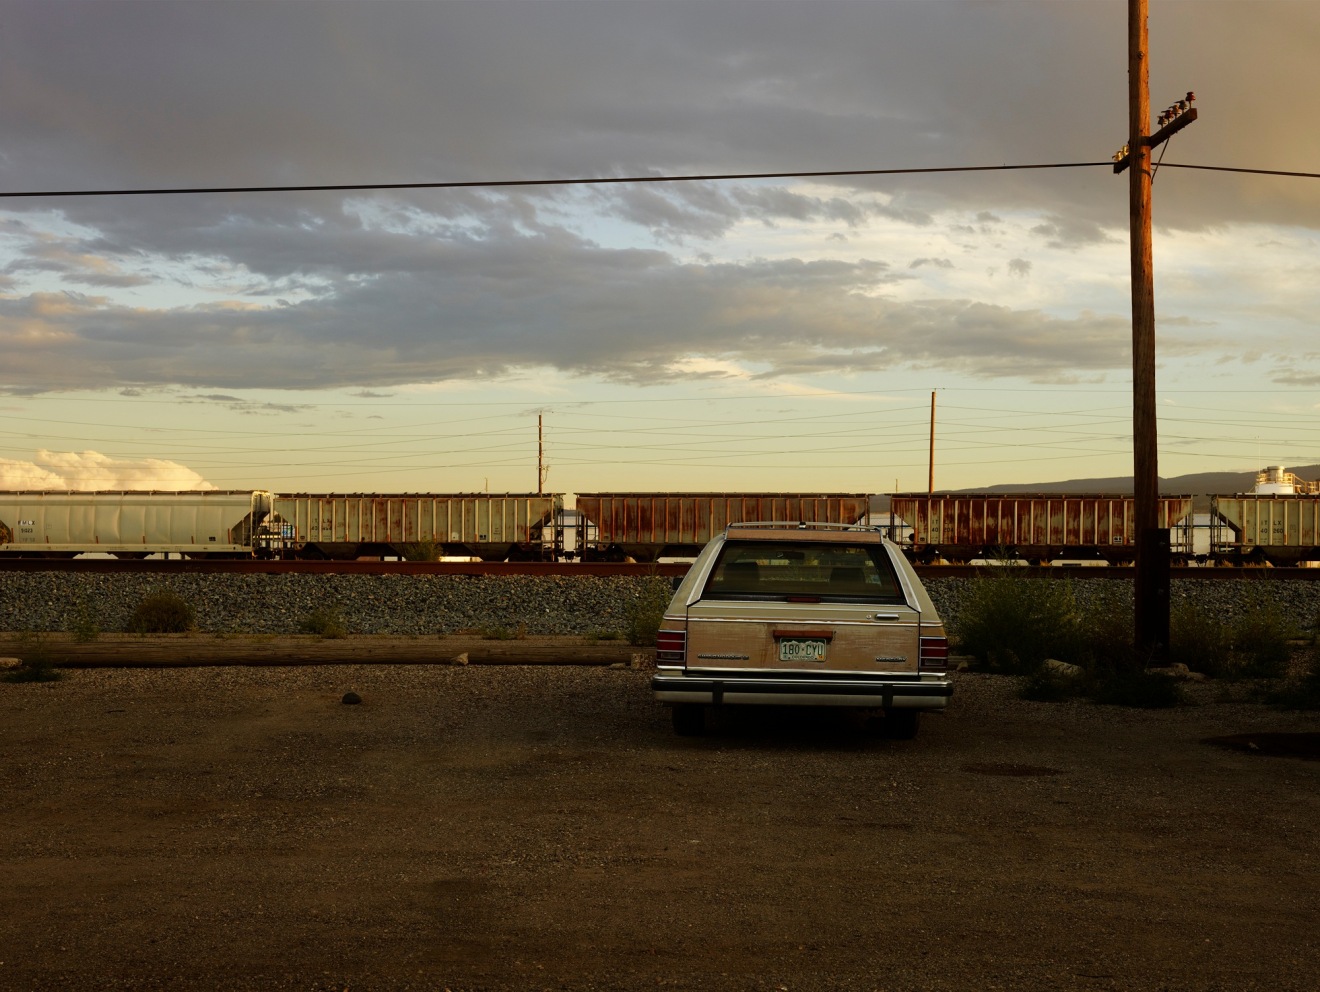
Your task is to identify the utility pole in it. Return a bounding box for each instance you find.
[1113,0,1196,659]
[537,413,544,495]
[928,391,936,494]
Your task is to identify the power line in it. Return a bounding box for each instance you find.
[0,162,1111,199]
[2,160,1314,202]
[1161,163,1320,180]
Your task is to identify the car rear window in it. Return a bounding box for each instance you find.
[702,540,904,603]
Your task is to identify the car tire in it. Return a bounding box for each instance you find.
[671,703,705,736]
[883,709,920,740]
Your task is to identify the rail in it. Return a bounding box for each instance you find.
[3,558,1320,581]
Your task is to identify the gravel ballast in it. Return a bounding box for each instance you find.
[3,570,1320,638]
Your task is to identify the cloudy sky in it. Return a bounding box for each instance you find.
[2,0,1319,496]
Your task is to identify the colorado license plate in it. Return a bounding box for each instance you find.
[778,638,828,662]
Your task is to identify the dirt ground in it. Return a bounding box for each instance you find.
[2,638,1319,991]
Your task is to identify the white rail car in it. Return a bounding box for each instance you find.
[0,490,274,558]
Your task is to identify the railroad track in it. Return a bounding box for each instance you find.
[2,558,1320,581]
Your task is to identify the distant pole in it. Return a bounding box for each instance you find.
[1128,0,1166,658]
[537,413,544,495]
[928,391,936,494]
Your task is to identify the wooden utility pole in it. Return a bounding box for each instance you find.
[1115,0,1196,659]
[1129,0,1162,657]
[928,391,936,494]
[537,413,544,495]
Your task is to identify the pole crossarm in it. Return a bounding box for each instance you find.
[1113,97,1197,174]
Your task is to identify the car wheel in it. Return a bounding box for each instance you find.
[884,709,920,740]
[671,703,705,736]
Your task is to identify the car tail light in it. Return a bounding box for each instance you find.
[919,635,949,673]
[655,628,687,667]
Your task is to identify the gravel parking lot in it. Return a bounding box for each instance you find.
[2,658,1318,992]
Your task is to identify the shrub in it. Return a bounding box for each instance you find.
[402,540,441,562]
[1171,592,1294,680]
[126,589,195,634]
[298,606,348,639]
[624,575,674,647]
[1168,600,1233,676]
[1265,643,1320,710]
[1018,665,1086,702]
[1071,582,1138,671]
[1089,668,1181,708]
[1226,593,1294,679]
[951,572,1083,675]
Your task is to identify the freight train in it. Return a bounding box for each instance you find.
[0,490,871,562]
[1,475,1318,565]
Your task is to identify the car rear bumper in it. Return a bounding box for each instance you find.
[651,671,953,710]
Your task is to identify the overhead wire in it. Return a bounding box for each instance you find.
[0,162,1113,200]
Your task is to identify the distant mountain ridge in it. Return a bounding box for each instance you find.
[869,465,1320,514]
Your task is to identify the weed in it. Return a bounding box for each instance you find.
[72,620,100,643]
[71,596,101,643]
[951,572,1082,675]
[624,575,674,647]
[2,632,63,683]
[126,589,195,634]
[298,606,349,639]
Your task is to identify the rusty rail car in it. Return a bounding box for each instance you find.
[888,493,1196,565]
[572,493,872,561]
[267,493,562,561]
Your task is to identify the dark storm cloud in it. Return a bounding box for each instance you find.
[0,234,1135,393]
[8,2,1313,222]
[1,1,1317,394]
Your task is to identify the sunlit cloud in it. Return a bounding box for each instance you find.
[0,450,214,490]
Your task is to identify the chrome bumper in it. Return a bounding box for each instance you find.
[651,670,953,709]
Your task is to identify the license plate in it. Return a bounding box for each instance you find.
[778,638,828,663]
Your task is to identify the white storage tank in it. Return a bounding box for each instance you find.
[1255,466,1296,495]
